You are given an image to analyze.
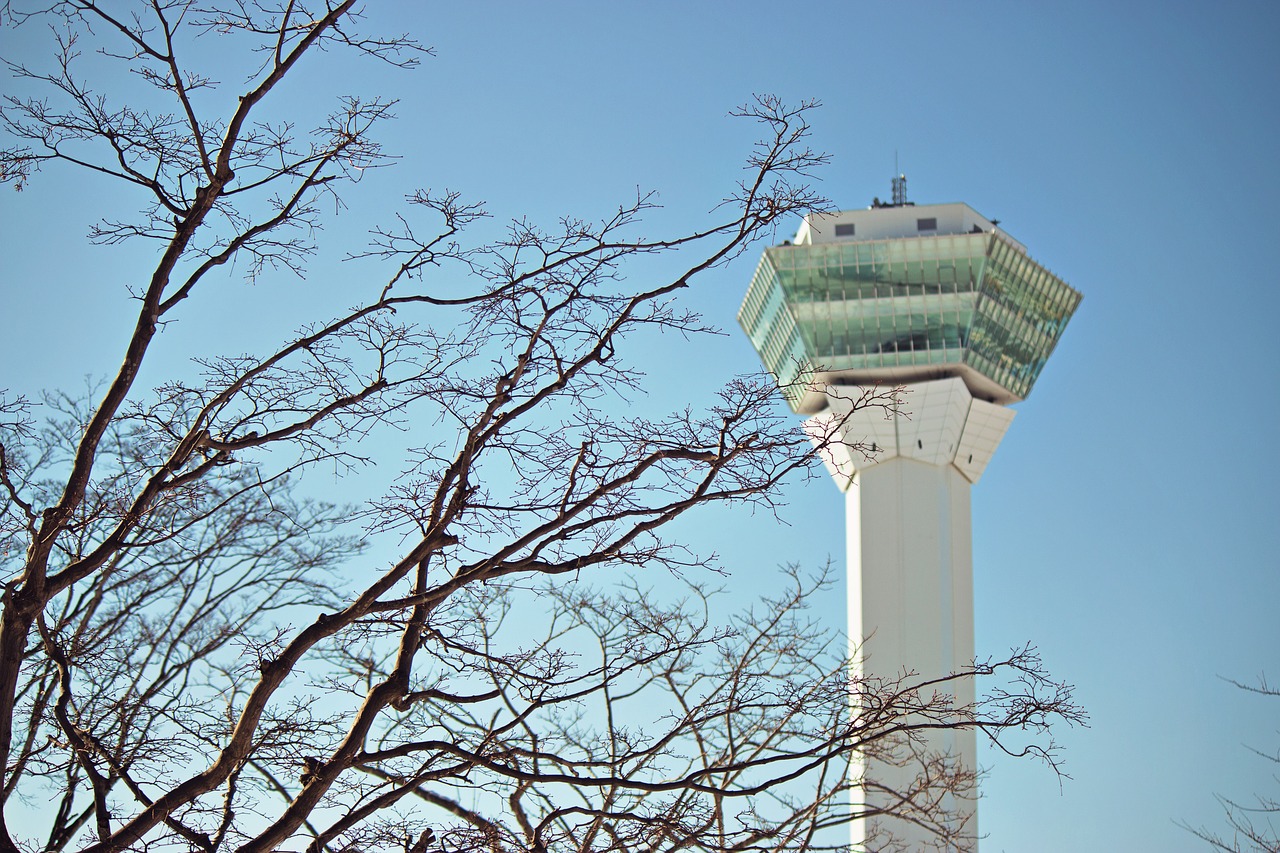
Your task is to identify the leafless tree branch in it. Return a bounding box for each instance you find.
[0,5,1082,852]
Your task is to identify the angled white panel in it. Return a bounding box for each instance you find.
[805,412,859,491]
[817,386,901,468]
[954,399,1016,483]
[895,377,971,467]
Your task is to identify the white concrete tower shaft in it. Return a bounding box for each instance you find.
[811,376,1015,851]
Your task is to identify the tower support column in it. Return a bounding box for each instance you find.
[810,377,1015,851]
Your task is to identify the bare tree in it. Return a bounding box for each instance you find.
[0,3,1083,851]
[1186,677,1279,853]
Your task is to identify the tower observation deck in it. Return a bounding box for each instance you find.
[738,191,1080,851]
[739,200,1079,415]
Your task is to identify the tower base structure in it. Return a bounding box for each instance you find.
[809,376,1015,852]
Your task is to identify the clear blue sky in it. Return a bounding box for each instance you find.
[3,3,1279,850]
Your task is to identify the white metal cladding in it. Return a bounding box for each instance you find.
[807,377,1015,487]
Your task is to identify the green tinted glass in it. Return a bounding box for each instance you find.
[737,231,1081,412]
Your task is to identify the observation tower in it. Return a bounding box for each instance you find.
[737,177,1081,850]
